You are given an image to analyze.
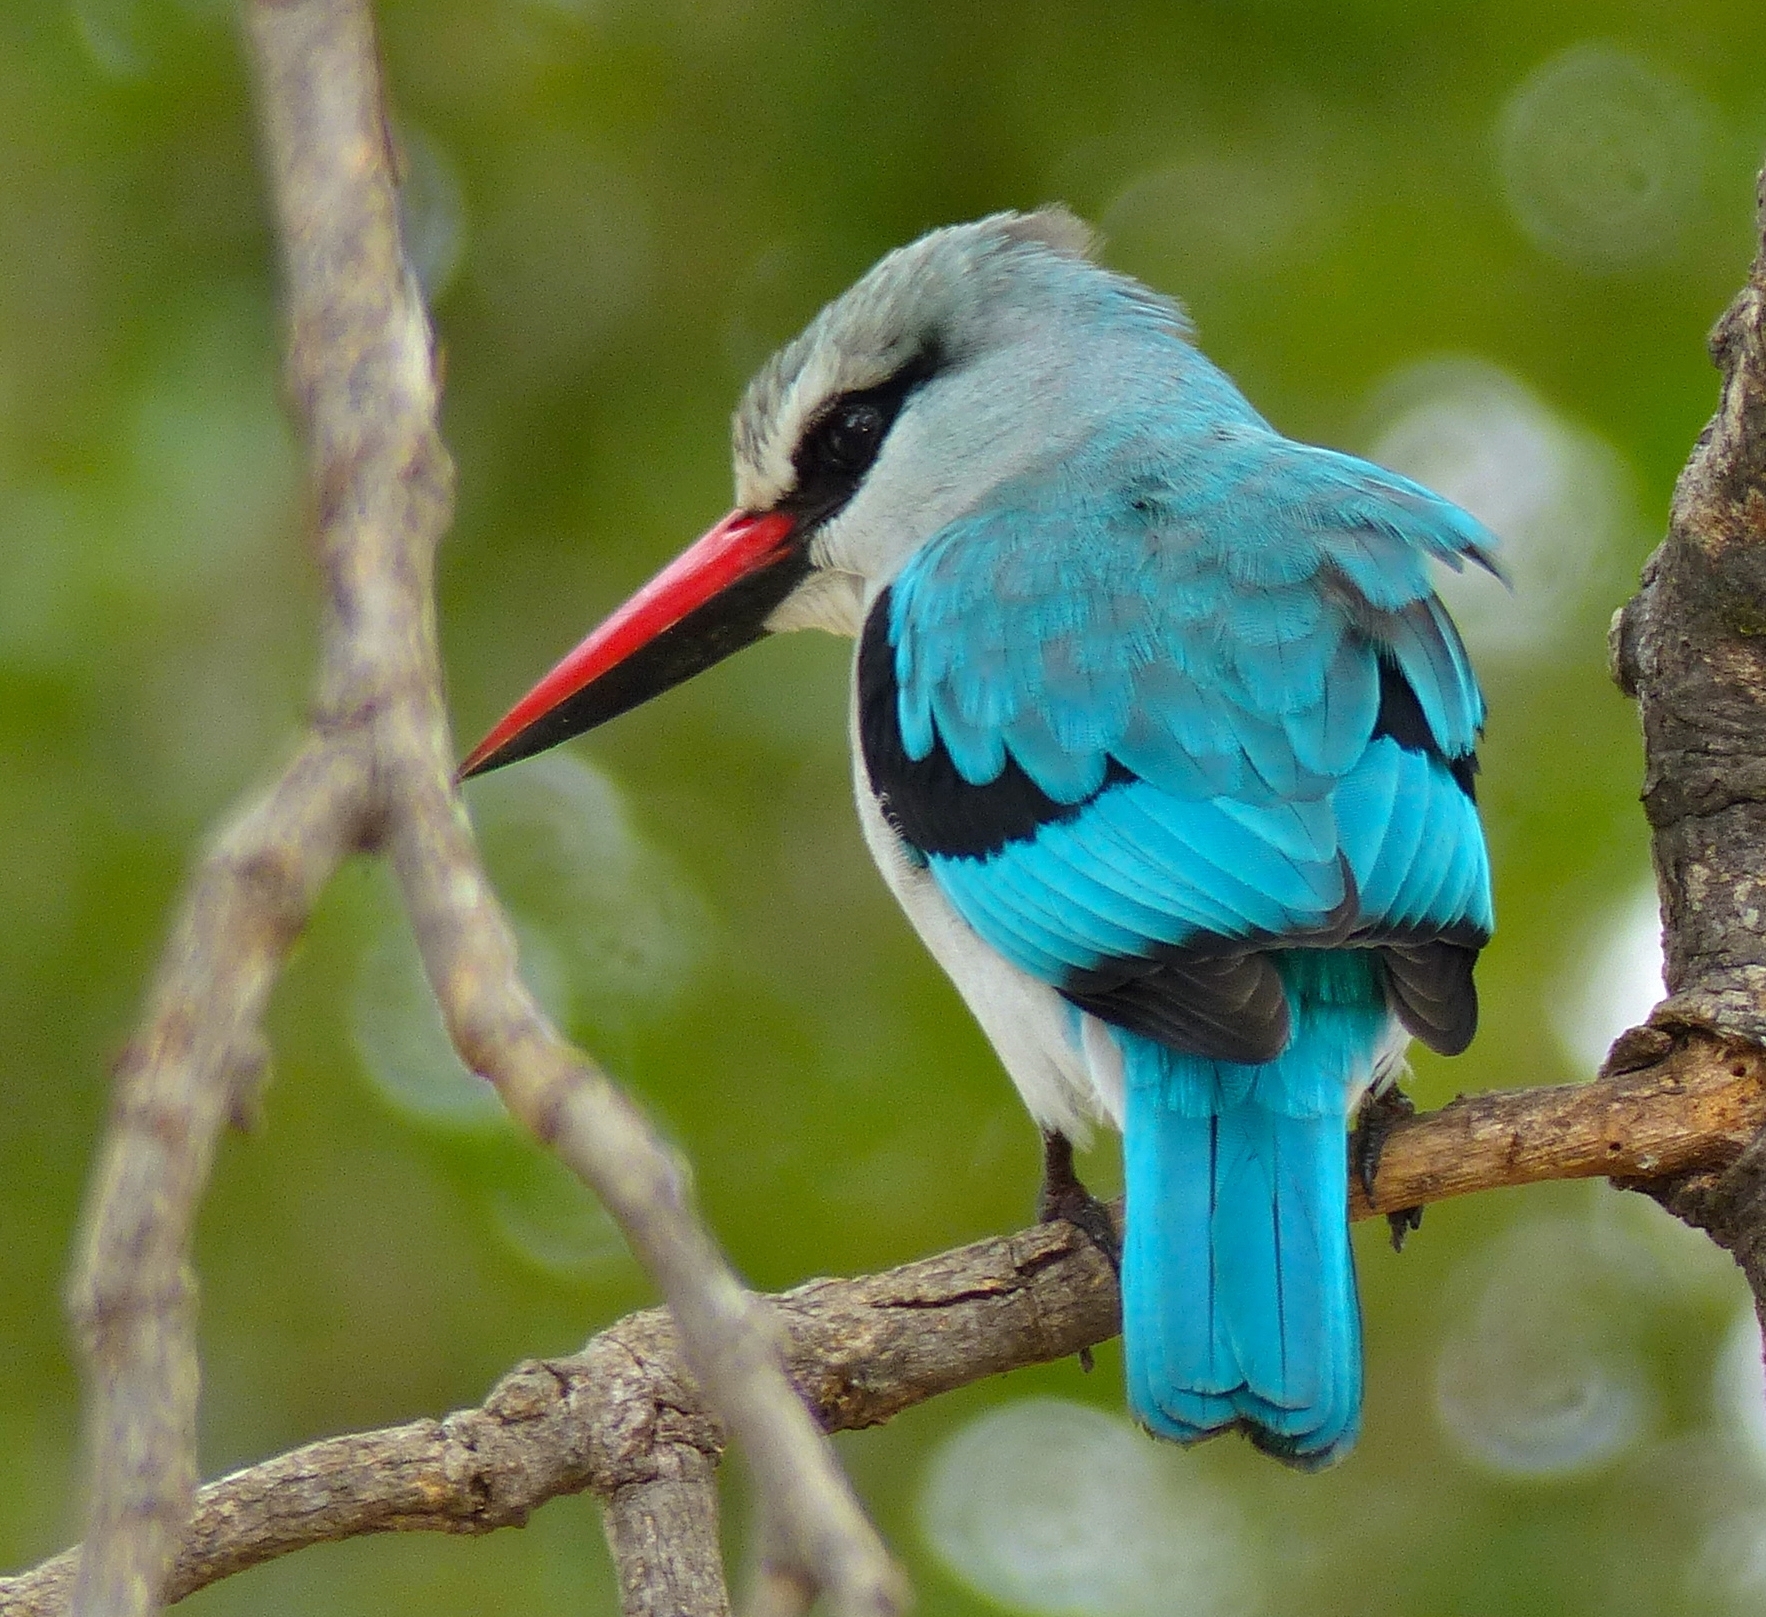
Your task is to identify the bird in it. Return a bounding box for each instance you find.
[460,208,1495,1468]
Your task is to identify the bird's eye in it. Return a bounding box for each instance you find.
[819,402,885,472]
[782,348,940,523]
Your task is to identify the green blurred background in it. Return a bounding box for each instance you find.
[5,1,1766,1613]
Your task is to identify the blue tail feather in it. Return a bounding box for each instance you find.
[1119,956,1380,1470]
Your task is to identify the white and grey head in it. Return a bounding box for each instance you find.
[736,207,1192,634]
[461,208,1194,777]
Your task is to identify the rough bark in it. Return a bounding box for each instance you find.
[1611,169,1766,1314]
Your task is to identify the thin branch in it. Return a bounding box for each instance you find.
[59,1,903,1613]
[381,714,905,1617]
[601,1449,731,1617]
[11,1042,1762,1616]
[63,734,375,1617]
[242,3,902,1614]
[1351,1024,1766,1217]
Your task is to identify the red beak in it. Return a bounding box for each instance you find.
[460,508,802,779]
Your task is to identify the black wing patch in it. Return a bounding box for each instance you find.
[858,590,1130,859]
[1378,941,1480,1056]
[1058,931,1482,1064]
[1373,655,1478,799]
[1062,950,1291,1065]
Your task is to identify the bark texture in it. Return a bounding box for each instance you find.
[1611,172,1766,1311]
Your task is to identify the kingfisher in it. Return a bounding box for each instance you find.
[461,209,1494,1468]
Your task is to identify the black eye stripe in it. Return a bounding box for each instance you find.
[779,342,943,529]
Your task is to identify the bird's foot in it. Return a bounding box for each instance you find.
[1351,1084,1425,1252]
[1037,1131,1122,1275]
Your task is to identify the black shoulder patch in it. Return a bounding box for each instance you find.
[857,589,1129,860]
[1373,655,1478,799]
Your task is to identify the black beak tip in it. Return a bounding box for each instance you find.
[456,741,517,785]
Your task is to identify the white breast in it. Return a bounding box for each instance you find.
[848,684,1123,1141]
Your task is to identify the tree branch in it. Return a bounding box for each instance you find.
[1612,165,1766,1311]
[59,3,901,1614]
[602,1448,731,1617]
[1353,1024,1766,1216]
[11,1039,1763,1616]
[245,3,902,1609]
[62,689,375,1617]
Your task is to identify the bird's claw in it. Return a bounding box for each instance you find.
[1351,1084,1425,1252]
[1038,1131,1122,1274]
[1384,1203,1424,1251]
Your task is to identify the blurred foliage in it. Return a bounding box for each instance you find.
[3,1,1766,1613]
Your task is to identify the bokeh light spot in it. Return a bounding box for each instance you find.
[466,751,709,1012]
[70,0,227,78]
[350,874,516,1132]
[1366,358,1633,661]
[1688,1510,1766,1615]
[1435,1218,1655,1480]
[488,1155,629,1281]
[1100,155,1328,281]
[1497,44,1709,272]
[71,0,151,78]
[919,1398,1258,1616]
[397,126,468,301]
